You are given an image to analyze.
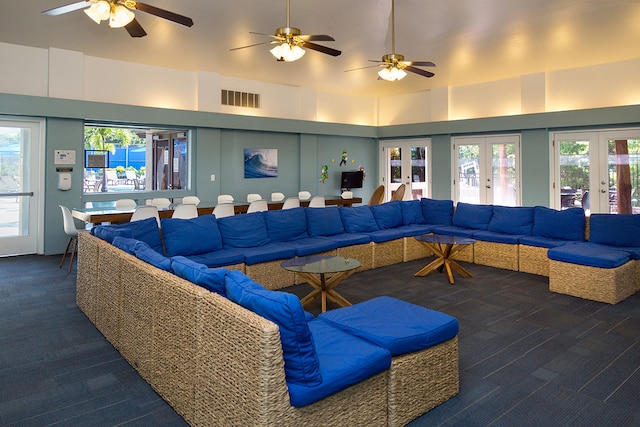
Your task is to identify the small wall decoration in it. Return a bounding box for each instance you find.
[319,165,329,183]
[339,149,348,166]
[244,148,278,178]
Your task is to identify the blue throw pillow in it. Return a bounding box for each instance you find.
[93,225,133,243]
[488,205,534,235]
[171,256,228,295]
[589,214,640,247]
[224,270,322,385]
[305,207,345,236]
[400,200,426,225]
[264,208,309,242]
[93,217,163,253]
[217,213,270,248]
[370,201,404,229]
[532,206,585,241]
[134,241,171,271]
[111,236,138,255]
[452,202,493,230]
[161,215,223,257]
[420,198,454,225]
[339,206,379,233]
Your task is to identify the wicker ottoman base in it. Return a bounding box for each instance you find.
[373,239,404,268]
[549,259,638,304]
[388,336,459,427]
[474,241,519,271]
[337,243,373,271]
[403,237,433,262]
[451,244,473,263]
[518,245,549,276]
[246,260,295,290]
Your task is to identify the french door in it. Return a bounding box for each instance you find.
[453,135,521,206]
[0,118,43,256]
[381,139,431,201]
[553,129,640,214]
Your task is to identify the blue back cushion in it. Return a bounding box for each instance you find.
[224,270,322,385]
[589,214,640,247]
[305,207,345,236]
[217,213,270,248]
[93,217,163,253]
[420,198,454,225]
[171,256,228,295]
[111,236,138,255]
[134,241,171,271]
[370,201,404,229]
[264,208,309,242]
[400,200,426,225]
[452,203,493,230]
[488,206,534,235]
[339,206,379,233]
[532,206,585,241]
[161,215,223,257]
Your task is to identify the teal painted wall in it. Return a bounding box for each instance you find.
[521,128,550,207]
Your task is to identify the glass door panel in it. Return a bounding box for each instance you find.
[606,137,640,214]
[382,139,431,201]
[456,143,480,204]
[491,142,518,206]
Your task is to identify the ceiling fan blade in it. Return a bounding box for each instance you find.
[404,61,436,67]
[404,66,435,78]
[298,34,335,42]
[302,41,341,57]
[132,1,193,27]
[229,40,278,51]
[345,64,384,72]
[42,1,91,16]
[125,18,147,37]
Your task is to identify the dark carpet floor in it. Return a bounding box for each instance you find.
[1,254,639,426]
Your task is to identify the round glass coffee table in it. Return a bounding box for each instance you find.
[414,234,476,284]
[281,255,360,312]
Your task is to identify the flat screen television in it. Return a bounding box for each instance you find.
[341,170,364,190]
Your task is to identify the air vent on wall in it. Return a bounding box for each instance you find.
[221,90,260,108]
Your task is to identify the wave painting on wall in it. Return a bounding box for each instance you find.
[244,148,278,178]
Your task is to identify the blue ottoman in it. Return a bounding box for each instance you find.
[318,296,460,426]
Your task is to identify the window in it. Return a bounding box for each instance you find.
[381,139,431,201]
[83,125,190,193]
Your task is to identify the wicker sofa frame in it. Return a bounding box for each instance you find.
[78,232,459,427]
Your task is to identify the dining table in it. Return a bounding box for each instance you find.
[72,195,362,225]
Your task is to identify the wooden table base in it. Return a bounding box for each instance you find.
[297,270,356,312]
[415,241,473,284]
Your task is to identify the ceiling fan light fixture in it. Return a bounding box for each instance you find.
[84,1,111,24]
[378,66,407,81]
[108,4,135,28]
[270,42,306,62]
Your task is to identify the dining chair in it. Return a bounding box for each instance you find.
[115,198,136,210]
[282,197,300,209]
[131,205,160,226]
[368,185,385,206]
[59,205,87,273]
[218,194,234,204]
[212,202,235,218]
[150,197,171,208]
[247,193,263,203]
[391,183,406,201]
[182,195,200,206]
[271,192,286,202]
[309,196,326,208]
[172,203,198,219]
[247,199,268,213]
[298,190,312,200]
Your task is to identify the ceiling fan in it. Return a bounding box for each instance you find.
[230,0,341,62]
[42,0,194,38]
[346,0,435,81]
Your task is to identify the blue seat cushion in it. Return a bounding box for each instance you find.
[111,236,138,255]
[452,202,493,231]
[472,230,522,244]
[322,233,371,248]
[318,296,459,357]
[581,242,640,260]
[547,243,631,268]
[93,217,163,253]
[367,228,406,243]
[339,206,379,233]
[420,198,454,226]
[134,240,171,271]
[305,207,345,236]
[589,214,640,248]
[161,215,223,257]
[286,237,338,257]
[287,319,391,407]
[488,206,534,235]
[432,225,476,238]
[370,201,404,229]
[171,256,228,295]
[182,249,245,268]
[224,270,322,386]
[518,235,576,248]
[264,207,309,242]
[239,243,297,265]
[532,206,585,241]
[218,213,270,248]
[401,200,426,225]
[395,224,436,237]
